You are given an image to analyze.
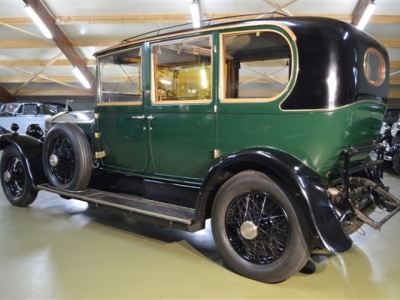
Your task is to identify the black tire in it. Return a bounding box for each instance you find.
[0,145,38,207]
[393,151,400,175]
[211,170,310,283]
[42,123,92,191]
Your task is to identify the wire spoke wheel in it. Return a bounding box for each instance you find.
[0,146,37,207]
[4,155,25,197]
[43,123,92,191]
[226,191,289,265]
[48,134,76,184]
[212,170,310,283]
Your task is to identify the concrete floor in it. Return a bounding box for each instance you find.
[0,170,400,299]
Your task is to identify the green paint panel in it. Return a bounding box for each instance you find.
[95,105,150,173]
[217,101,385,180]
[148,104,216,180]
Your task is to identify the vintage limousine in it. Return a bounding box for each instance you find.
[0,15,399,283]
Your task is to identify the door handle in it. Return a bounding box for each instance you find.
[131,115,154,120]
[131,115,146,119]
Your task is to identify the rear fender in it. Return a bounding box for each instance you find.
[196,148,352,252]
[0,133,46,188]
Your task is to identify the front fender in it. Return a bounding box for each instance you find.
[196,148,352,252]
[0,133,46,187]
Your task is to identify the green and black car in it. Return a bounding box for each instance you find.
[1,16,399,283]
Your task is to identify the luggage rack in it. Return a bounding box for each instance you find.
[121,11,288,44]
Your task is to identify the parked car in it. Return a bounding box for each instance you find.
[379,118,400,174]
[1,16,400,284]
[0,100,72,137]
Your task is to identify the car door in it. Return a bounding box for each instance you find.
[94,46,150,173]
[147,34,217,180]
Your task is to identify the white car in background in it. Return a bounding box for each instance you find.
[0,101,72,138]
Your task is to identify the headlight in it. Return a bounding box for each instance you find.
[380,122,390,135]
[382,140,391,152]
[391,121,400,137]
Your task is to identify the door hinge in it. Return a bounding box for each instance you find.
[94,132,101,138]
[95,151,106,159]
[95,113,99,119]
[213,149,221,159]
[214,105,217,113]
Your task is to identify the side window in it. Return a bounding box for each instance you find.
[22,104,38,115]
[152,35,212,104]
[221,30,292,102]
[98,47,142,104]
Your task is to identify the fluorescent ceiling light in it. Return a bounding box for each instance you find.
[24,5,52,39]
[191,0,201,29]
[73,67,91,89]
[356,0,376,30]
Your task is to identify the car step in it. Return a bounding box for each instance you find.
[37,184,203,232]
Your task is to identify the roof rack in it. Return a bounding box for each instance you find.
[120,11,288,44]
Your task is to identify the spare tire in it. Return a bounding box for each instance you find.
[42,123,92,191]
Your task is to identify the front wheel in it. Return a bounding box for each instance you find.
[0,146,37,207]
[211,170,311,283]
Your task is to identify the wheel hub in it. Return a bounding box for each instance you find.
[49,154,59,167]
[240,221,258,240]
[4,171,12,183]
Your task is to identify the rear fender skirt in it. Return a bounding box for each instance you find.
[196,148,352,252]
[0,133,46,188]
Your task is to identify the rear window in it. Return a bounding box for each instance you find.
[364,47,386,87]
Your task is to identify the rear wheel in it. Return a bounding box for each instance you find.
[211,170,310,283]
[43,123,92,191]
[0,146,37,207]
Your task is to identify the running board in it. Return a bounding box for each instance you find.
[37,184,203,232]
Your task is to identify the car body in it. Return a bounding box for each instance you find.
[1,16,400,284]
[0,101,71,136]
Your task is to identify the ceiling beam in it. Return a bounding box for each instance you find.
[3,14,400,26]
[0,76,79,83]
[0,59,96,67]
[391,61,400,69]
[389,91,400,98]
[23,0,95,93]
[7,88,95,96]
[12,52,63,96]
[0,39,118,48]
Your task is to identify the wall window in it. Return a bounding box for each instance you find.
[221,30,291,102]
[152,35,212,103]
[98,47,142,104]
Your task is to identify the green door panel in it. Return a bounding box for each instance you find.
[148,104,216,180]
[95,105,150,173]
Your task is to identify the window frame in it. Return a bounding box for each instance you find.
[150,34,213,106]
[363,47,386,87]
[219,28,295,104]
[97,46,143,107]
